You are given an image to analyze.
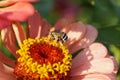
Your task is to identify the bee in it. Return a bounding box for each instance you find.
[49,30,68,44]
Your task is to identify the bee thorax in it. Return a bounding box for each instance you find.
[49,30,68,44]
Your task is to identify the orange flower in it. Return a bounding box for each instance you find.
[0,11,118,80]
[0,0,39,29]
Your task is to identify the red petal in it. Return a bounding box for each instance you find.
[27,11,43,38]
[0,62,15,80]
[0,51,15,67]
[0,17,11,29]
[12,22,26,44]
[1,27,19,58]
[40,20,51,37]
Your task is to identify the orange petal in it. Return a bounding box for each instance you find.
[0,0,15,6]
[0,51,15,67]
[16,0,39,2]
[27,11,43,38]
[0,2,35,21]
[1,27,19,58]
[64,22,86,46]
[40,20,51,37]
[69,25,98,54]
[0,0,39,6]
[70,73,116,80]
[12,22,26,44]
[0,62,15,80]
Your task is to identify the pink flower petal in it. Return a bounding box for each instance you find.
[54,18,72,30]
[65,22,86,46]
[0,62,15,80]
[0,17,12,29]
[70,73,116,80]
[109,56,118,74]
[0,0,39,6]
[0,2,35,21]
[71,43,117,76]
[12,22,26,44]
[54,19,86,46]
[71,58,115,76]
[27,11,43,38]
[89,58,115,74]
[69,25,98,54]
[1,27,19,58]
[72,43,108,68]
[0,51,15,67]
[88,43,108,59]
[40,20,51,37]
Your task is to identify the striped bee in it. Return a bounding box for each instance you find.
[49,30,68,44]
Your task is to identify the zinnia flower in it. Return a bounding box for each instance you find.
[0,11,118,80]
[0,0,39,29]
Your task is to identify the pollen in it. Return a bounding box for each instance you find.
[14,37,72,80]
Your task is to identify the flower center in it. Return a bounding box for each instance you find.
[14,37,72,80]
[29,43,64,64]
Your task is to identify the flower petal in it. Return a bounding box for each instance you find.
[12,22,26,44]
[54,19,86,46]
[27,11,43,38]
[40,20,51,37]
[0,62,15,80]
[14,0,39,2]
[70,73,116,80]
[0,2,35,21]
[71,43,117,76]
[69,25,98,54]
[0,17,12,29]
[54,18,72,30]
[0,0,15,6]
[64,22,86,46]
[0,0,39,6]
[109,56,118,74]
[72,43,108,68]
[0,51,15,67]
[1,27,19,58]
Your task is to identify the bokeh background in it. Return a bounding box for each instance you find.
[0,0,120,79]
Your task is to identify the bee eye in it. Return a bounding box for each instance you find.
[54,30,60,33]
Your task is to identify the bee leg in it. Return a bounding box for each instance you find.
[59,42,63,46]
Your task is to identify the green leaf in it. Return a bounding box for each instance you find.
[33,0,54,17]
[96,25,120,45]
[108,44,120,79]
[92,0,119,26]
[109,44,120,64]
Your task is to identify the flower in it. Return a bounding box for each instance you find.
[0,11,118,80]
[0,0,39,29]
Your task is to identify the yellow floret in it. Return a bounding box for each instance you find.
[16,37,72,79]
